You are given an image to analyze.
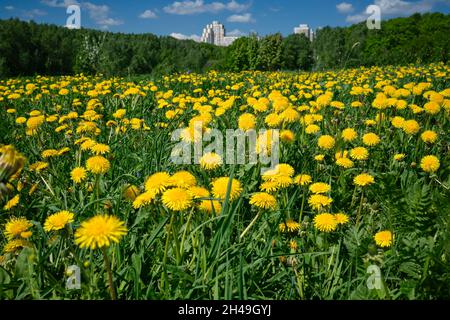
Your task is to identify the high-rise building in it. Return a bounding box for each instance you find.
[294,24,314,41]
[201,21,239,47]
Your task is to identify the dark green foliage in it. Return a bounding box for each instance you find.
[0,12,449,77]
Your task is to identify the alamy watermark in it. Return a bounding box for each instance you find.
[170,122,279,174]
[65,5,81,29]
[366,5,381,30]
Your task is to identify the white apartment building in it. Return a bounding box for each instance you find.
[201,21,239,47]
[294,24,314,41]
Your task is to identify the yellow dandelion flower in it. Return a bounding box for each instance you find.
[279,219,300,233]
[374,230,393,248]
[334,213,350,225]
[144,172,171,194]
[162,188,193,211]
[238,113,256,131]
[74,215,127,250]
[90,143,110,155]
[318,135,335,150]
[362,133,381,146]
[402,120,420,135]
[394,153,405,161]
[4,217,33,240]
[308,194,333,211]
[294,174,312,186]
[336,157,354,168]
[421,130,437,144]
[41,149,59,159]
[4,194,19,210]
[198,199,222,214]
[259,181,279,193]
[132,190,156,209]
[350,147,369,161]
[305,124,320,134]
[249,192,277,210]
[199,152,223,170]
[353,173,375,187]
[420,155,440,173]
[211,177,243,201]
[169,171,197,189]
[3,239,30,253]
[314,213,337,232]
[29,161,48,172]
[188,186,210,199]
[44,211,75,232]
[86,156,110,175]
[71,167,87,184]
[341,128,357,142]
[309,182,331,194]
[122,184,140,202]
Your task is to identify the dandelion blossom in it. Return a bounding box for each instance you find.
[318,135,335,150]
[309,182,331,194]
[420,155,440,173]
[314,213,337,232]
[334,213,350,225]
[308,194,333,211]
[4,217,33,240]
[199,152,223,170]
[249,192,277,210]
[279,219,301,233]
[211,177,243,201]
[350,147,369,161]
[162,188,193,211]
[144,172,171,194]
[374,230,393,248]
[71,167,87,184]
[353,173,375,187]
[362,133,381,146]
[75,215,127,250]
[86,156,110,175]
[44,211,75,232]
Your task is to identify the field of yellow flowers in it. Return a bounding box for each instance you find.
[0,63,449,300]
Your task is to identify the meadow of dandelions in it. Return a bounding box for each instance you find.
[0,63,449,299]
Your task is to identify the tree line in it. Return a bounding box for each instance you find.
[0,12,448,77]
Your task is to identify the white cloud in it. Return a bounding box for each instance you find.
[164,0,249,15]
[227,29,246,36]
[4,5,14,10]
[83,2,123,28]
[170,32,201,42]
[41,0,123,28]
[40,0,79,7]
[346,13,370,23]
[139,10,158,19]
[345,0,443,23]
[337,2,354,13]
[23,9,47,18]
[374,0,433,15]
[227,13,254,23]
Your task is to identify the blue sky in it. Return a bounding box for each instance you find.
[1,0,449,40]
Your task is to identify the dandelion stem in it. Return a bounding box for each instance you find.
[101,247,117,300]
[240,210,263,240]
[356,190,364,225]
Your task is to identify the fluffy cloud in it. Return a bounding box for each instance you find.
[226,13,254,23]
[41,0,123,28]
[336,2,354,13]
[345,0,442,23]
[170,32,201,42]
[227,29,246,36]
[139,10,158,19]
[83,2,123,28]
[164,0,249,15]
[4,6,14,10]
